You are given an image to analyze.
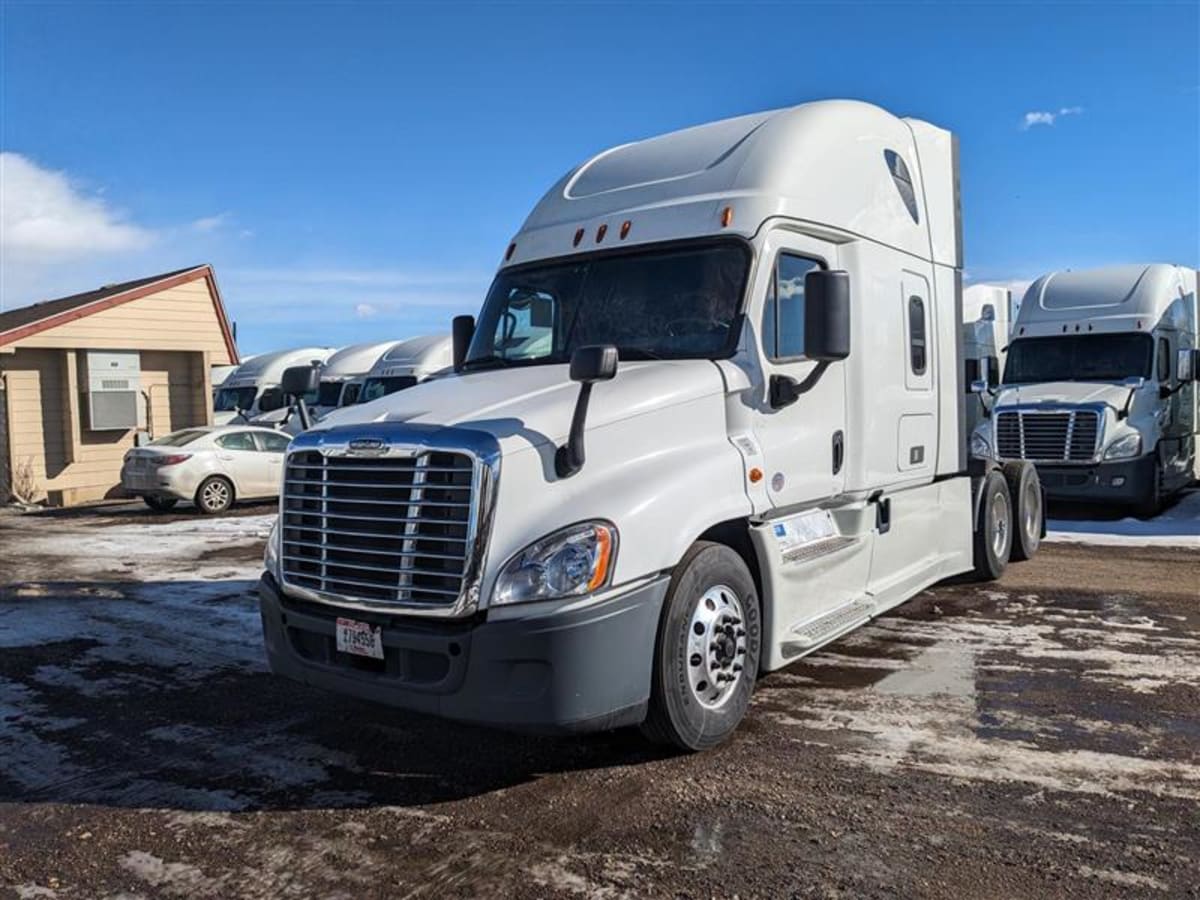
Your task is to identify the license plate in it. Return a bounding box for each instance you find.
[335,617,384,660]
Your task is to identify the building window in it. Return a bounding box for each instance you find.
[908,296,927,375]
[763,253,822,360]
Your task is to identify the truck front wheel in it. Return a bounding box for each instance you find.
[973,470,1012,581]
[641,541,761,752]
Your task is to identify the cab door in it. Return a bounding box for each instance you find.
[750,232,846,510]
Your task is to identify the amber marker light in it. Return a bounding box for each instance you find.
[721,206,734,227]
[573,228,585,247]
[505,242,516,261]
[596,223,608,243]
[749,467,764,484]
[587,526,614,591]
[619,220,631,239]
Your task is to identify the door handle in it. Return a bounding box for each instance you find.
[832,430,844,475]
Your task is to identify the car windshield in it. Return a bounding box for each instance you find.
[463,241,751,368]
[149,429,208,447]
[1004,334,1153,384]
[317,380,344,407]
[214,385,258,411]
[359,375,418,403]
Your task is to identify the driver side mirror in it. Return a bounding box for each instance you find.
[804,269,851,361]
[569,344,619,384]
[280,365,320,398]
[452,315,476,371]
[257,388,285,412]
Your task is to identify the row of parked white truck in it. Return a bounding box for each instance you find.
[128,99,1196,750]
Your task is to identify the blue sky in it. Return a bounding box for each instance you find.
[2,1,1197,355]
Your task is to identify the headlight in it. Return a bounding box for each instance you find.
[1103,432,1142,461]
[493,521,617,607]
[969,430,993,460]
[264,519,280,578]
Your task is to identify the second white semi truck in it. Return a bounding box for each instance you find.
[971,264,1199,515]
[258,100,1044,750]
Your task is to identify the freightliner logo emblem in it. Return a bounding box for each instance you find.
[346,438,388,456]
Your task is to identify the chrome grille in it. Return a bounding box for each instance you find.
[280,450,475,607]
[996,410,1101,462]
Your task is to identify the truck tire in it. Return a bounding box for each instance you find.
[641,541,761,752]
[195,476,234,515]
[1002,461,1042,562]
[973,470,1012,581]
[1134,464,1163,519]
[143,495,178,513]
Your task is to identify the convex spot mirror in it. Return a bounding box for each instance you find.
[280,365,321,398]
[257,388,284,412]
[804,269,851,361]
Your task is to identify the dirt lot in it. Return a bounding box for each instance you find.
[1,503,1198,898]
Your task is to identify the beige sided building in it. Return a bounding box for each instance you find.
[0,266,239,506]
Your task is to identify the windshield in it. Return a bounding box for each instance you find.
[214,385,258,412]
[149,429,208,447]
[360,375,418,403]
[317,380,344,407]
[1004,334,1153,384]
[463,241,751,368]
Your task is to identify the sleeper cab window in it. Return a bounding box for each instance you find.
[908,295,927,375]
[1157,337,1170,383]
[884,149,920,224]
[763,253,822,361]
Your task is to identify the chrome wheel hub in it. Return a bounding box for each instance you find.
[203,481,229,509]
[686,584,747,709]
[991,489,1010,558]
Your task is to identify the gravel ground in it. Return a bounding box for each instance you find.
[0,504,1198,899]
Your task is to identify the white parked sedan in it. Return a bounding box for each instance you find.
[121,426,292,514]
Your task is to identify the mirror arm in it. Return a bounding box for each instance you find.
[1118,386,1136,420]
[555,382,594,478]
[770,362,830,410]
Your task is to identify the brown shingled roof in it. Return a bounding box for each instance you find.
[0,265,239,362]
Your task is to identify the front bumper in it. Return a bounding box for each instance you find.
[1031,454,1155,504]
[258,572,669,734]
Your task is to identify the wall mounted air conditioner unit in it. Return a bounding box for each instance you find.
[82,350,141,430]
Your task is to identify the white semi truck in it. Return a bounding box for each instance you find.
[259,100,1044,750]
[311,341,402,418]
[971,264,1199,516]
[356,334,452,403]
[213,347,333,425]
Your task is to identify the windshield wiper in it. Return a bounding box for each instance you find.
[617,347,663,361]
[459,354,514,371]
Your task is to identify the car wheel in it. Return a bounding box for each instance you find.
[641,541,761,752]
[973,469,1012,581]
[195,476,234,515]
[1002,461,1042,562]
[143,495,178,513]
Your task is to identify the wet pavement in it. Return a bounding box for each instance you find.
[0,509,1198,898]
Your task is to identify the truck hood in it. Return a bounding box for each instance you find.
[313,359,727,454]
[994,381,1133,411]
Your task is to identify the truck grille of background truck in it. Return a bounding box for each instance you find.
[996,409,1100,463]
[279,450,475,607]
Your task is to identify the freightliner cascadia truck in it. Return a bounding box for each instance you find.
[258,100,1044,750]
[970,265,1199,517]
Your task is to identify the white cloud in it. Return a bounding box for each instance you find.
[354,303,378,318]
[1020,106,1084,130]
[0,152,155,261]
[189,213,229,233]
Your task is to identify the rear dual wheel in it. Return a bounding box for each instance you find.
[974,462,1043,580]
